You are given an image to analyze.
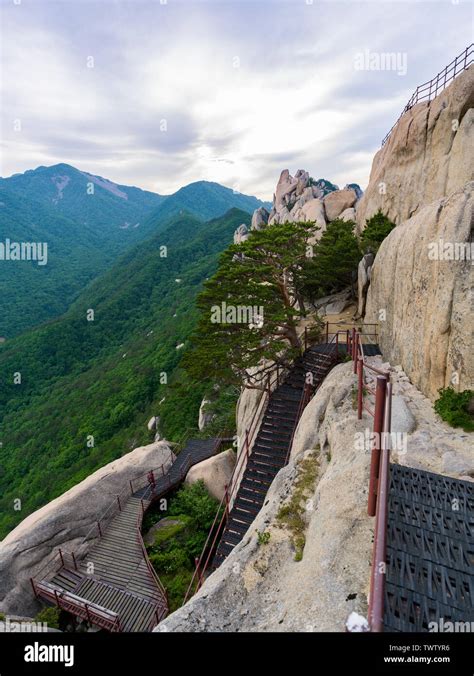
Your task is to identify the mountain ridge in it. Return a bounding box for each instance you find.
[0,164,268,337]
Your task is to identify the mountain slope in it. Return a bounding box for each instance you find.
[0,163,165,237]
[0,165,269,338]
[140,180,271,234]
[0,208,250,538]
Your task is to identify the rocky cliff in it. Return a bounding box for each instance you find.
[356,66,474,230]
[365,183,473,400]
[361,66,473,400]
[157,359,472,632]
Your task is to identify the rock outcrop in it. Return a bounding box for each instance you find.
[233,224,249,244]
[356,253,374,318]
[0,441,174,618]
[323,187,358,221]
[357,66,473,401]
[356,66,474,231]
[255,170,361,238]
[251,206,269,230]
[365,183,473,400]
[198,397,215,431]
[185,449,236,501]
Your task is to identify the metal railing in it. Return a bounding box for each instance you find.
[31,450,189,629]
[348,328,393,632]
[31,580,122,632]
[382,44,473,146]
[183,366,286,602]
[184,333,346,603]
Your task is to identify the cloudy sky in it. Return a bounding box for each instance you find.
[0,0,472,200]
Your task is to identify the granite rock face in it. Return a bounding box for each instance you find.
[356,66,474,231]
[255,170,361,241]
[365,183,473,400]
[0,442,174,618]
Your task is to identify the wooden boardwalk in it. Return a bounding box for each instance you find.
[33,438,221,631]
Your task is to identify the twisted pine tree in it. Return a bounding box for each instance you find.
[183,221,322,389]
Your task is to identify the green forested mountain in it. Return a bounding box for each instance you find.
[0,165,268,337]
[142,180,271,226]
[0,208,250,538]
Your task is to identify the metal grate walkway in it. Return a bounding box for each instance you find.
[384,464,474,631]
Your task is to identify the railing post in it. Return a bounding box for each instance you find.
[117,495,121,511]
[97,521,102,537]
[129,479,133,495]
[304,326,307,351]
[58,548,64,567]
[84,603,92,624]
[353,332,359,374]
[245,428,250,460]
[224,484,230,521]
[141,499,145,515]
[72,552,78,571]
[30,577,37,598]
[369,382,392,631]
[357,358,363,420]
[367,376,387,517]
[351,328,356,361]
[335,331,339,357]
[54,589,60,607]
[325,322,329,343]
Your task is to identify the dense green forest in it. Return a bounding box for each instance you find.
[0,208,250,538]
[0,164,268,337]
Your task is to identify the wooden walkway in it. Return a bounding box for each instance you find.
[33,438,221,631]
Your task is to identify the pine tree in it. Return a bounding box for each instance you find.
[299,218,361,301]
[184,221,322,388]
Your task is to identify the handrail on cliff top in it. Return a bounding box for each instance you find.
[381,44,473,146]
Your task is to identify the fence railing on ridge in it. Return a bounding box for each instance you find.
[381,44,473,146]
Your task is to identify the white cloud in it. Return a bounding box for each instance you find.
[0,0,471,199]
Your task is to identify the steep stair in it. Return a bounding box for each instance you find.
[37,436,221,631]
[212,343,341,568]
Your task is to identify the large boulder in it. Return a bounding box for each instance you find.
[294,198,326,228]
[356,66,474,231]
[339,207,356,222]
[185,449,236,501]
[275,169,298,209]
[251,207,269,231]
[356,252,374,318]
[233,224,249,244]
[0,441,175,617]
[323,188,358,221]
[198,397,215,431]
[365,182,473,400]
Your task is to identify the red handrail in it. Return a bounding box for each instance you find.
[184,336,345,603]
[368,382,392,631]
[184,367,285,602]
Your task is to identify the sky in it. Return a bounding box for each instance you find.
[0,0,472,200]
